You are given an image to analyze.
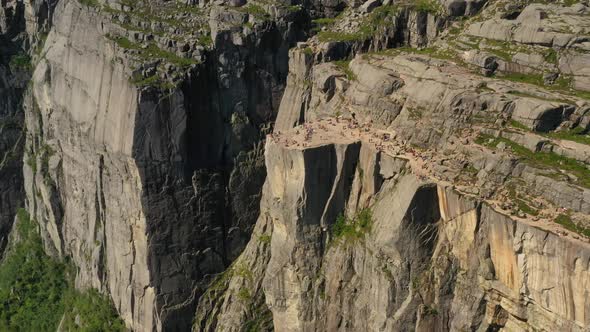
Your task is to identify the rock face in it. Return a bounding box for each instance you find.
[202,119,590,331]
[0,0,31,254]
[0,61,25,254]
[3,0,590,330]
[22,0,304,330]
[194,1,590,330]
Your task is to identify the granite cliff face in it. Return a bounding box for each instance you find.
[195,0,590,330]
[22,0,306,329]
[2,0,590,330]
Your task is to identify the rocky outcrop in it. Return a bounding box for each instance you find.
[200,120,590,330]
[196,1,590,328]
[22,0,306,330]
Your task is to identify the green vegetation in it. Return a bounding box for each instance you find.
[25,143,56,184]
[107,34,197,89]
[515,198,539,216]
[139,43,198,67]
[499,72,590,100]
[39,144,55,185]
[422,304,439,316]
[258,234,271,244]
[78,0,99,7]
[26,152,37,173]
[0,209,67,331]
[509,119,529,131]
[501,72,544,86]
[242,293,273,332]
[61,289,126,331]
[332,208,373,241]
[369,46,456,61]
[317,5,399,42]
[238,288,252,301]
[546,127,590,146]
[509,119,590,146]
[237,4,270,20]
[333,60,356,81]
[367,5,401,31]
[317,30,366,42]
[506,90,572,104]
[9,54,32,70]
[0,209,125,331]
[475,135,590,188]
[110,36,140,50]
[131,74,160,87]
[544,48,558,64]
[414,0,442,14]
[555,214,590,238]
[312,17,337,25]
[312,17,337,32]
[506,183,540,216]
[130,74,175,90]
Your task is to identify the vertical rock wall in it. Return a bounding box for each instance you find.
[23,0,305,330]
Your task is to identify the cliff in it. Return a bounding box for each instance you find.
[195,0,590,330]
[1,0,590,331]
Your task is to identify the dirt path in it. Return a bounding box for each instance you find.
[269,117,590,246]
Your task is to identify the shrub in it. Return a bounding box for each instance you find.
[0,209,125,331]
[332,208,373,241]
[0,209,67,331]
[61,289,126,331]
[9,54,32,70]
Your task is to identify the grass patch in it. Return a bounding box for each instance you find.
[544,48,558,64]
[506,180,539,216]
[140,43,198,67]
[317,5,399,42]
[317,30,366,42]
[109,35,198,68]
[510,118,590,146]
[258,234,271,244]
[110,36,140,50]
[474,133,496,146]
[414,0,442,14]
[312,17,337,32]
[506,90,572,104]
[237,4,270,20]
[555,214,590,238]
[546,127,590,146]
[332,208,373,241]
[509,119,530,131]
[515,198,539,216]
[237,288,251,301]
[0,209,125,331]
[501,72,544,86]
[476,135,590,188]
[333,60,356,80]
[499,72,590,100]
